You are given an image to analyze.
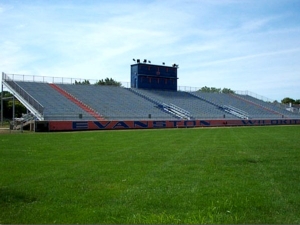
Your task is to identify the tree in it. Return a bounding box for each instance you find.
[295,99,300,104]
[198,86,234,93]
[210,87,221,93]
[0,91,26,119]
[199,86,211,92]
[281,97,295,104]
[75,79,90,85]
[221,88,235,94]
[198,86,220,93]
[7,100,26,117]
[95,78,121,86]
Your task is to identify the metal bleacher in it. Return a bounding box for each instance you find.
[131,89,237,119]
[57,84,176,120]
[15,81,94,121]
[191,92,284,119]
[235,94,300,119]
[4,73,299,121]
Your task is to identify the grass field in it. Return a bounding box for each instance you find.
[1,126,300,224]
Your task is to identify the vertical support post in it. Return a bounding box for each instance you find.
[12,96,15,122]
[1,73,3,126]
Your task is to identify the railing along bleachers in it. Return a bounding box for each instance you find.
[15,82,94,121]
[2,73,44,120]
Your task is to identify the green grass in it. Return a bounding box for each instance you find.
[1,126,300,224]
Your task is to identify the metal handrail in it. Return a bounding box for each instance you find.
[3,73,44,114]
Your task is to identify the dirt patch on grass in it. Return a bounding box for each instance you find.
[0,128,25,134]
[0,128,10,133]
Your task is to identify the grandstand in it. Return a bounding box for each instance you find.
[1,72,300,131]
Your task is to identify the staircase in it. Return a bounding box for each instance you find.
[128,88,179,119]
[162,103,192,120]
[223,105,249,119]
[49,83,105,121]
[13,113,36,131]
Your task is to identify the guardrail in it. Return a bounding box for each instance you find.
[2,73,44,115]
[223,105,249,119]
[162,103,191,120]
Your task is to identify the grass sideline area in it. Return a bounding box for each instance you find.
[1,126,300,223]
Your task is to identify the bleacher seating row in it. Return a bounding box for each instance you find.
[7,81,300,121]
[15,82,94,121]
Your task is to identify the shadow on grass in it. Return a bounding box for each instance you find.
[0,188,37,204]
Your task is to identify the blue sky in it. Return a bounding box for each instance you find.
[1,0,299,101]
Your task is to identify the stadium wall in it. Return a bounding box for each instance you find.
[35,119,300,132]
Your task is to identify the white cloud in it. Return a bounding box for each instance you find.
[1,0,300,101]
[198,48,300,67]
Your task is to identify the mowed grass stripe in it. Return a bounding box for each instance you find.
[0,126,300,223]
